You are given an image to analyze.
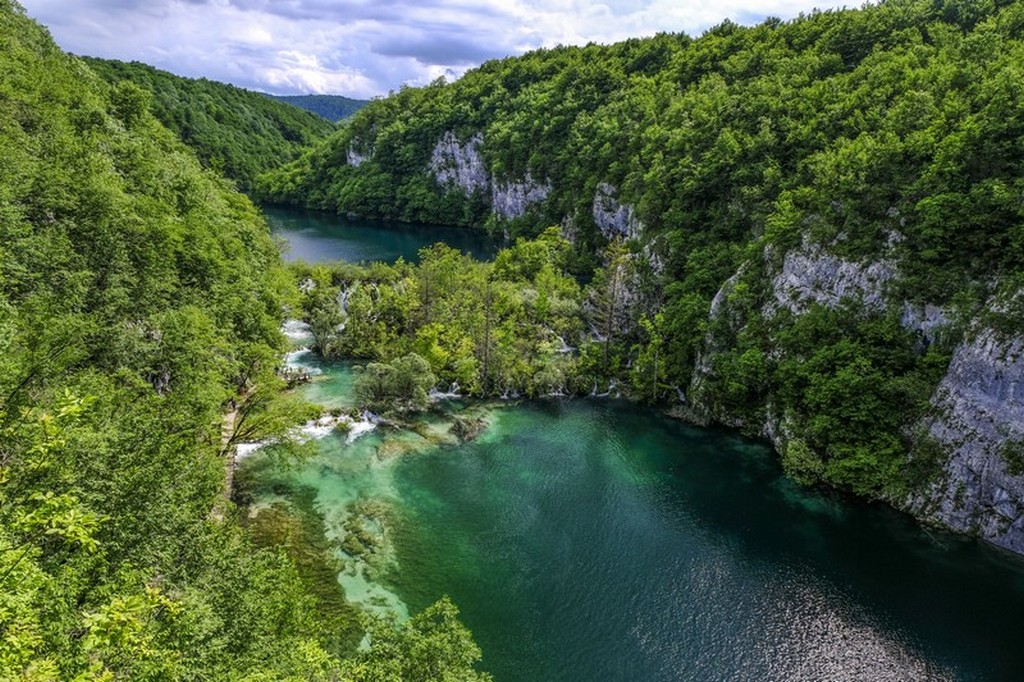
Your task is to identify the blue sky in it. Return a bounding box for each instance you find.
[19,0,853,98]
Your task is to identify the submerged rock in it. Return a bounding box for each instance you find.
[450,416,488,442]
[375,437,422,460]
[340,499,390,558]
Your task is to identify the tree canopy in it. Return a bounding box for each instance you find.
[85,57,336,192]
[264,0,1024,501]
[0,3,487,678]
[269,93,370,122]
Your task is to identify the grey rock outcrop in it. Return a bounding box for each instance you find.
[559,216,580,247]
[908,329,1024,552]
[492,174,551,220]
[767,241,897,316]
[687,269,751,427]
[584,251,660,345]
[757,243,1024,552]
[901,302,950,345]
[592,182,642,240]
[429,132,489,194]
[424,131,550,220]
[765,241,950,340]
[709,270,744,321]
[693,242,961,478]
[347,141,370,167]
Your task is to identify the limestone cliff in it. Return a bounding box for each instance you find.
[909,328,1024,551]
[429,132,489,194]
[592,182,642,240]
[426,131,551,220]
[347,140,371,167]
[765,240,897,316]
[764,240,949,340]
[691,239,1024,552]
[491,174,551,220]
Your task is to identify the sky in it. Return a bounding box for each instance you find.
[19,0,852,99]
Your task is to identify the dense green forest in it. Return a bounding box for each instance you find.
[6,0,1024,673]
[269,94,369,121]
[261,0,1024,502]
[294,230,586,401]
[0,2,488,678]
[84,58,336,192]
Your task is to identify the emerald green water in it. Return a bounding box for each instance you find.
[244,356,1024,681]
[258,217,1024,680]
[264,205,498,263]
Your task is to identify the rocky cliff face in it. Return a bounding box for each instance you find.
[908,329,1024,551]
[685,270,748,426]
[426,136,644,233]
[766,240,897,316]
[901,303,950,346]
[347,141,370,167]
[425,131,551,220]
[492,174,551,220]
[592,182,642,240]
[694,239,1024,552]
[764,240,949,340]
[429,132,489,194]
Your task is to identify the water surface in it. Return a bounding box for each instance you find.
[244,358,1024,682]
[255,219,1024,681]
[264,205,497,263]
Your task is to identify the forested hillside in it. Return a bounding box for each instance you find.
[270,93,369,121]
[0,2,487,678]
[260,0,1024,551]
[84,57,336,192]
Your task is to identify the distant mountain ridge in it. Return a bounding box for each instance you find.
[268,93,369,121]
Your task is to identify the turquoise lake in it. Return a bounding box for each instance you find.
[250,209,1024,681]
[265,205,498,263]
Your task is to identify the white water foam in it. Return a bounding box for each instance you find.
[284,347,323,375]
[347,419,377,443]
[429,382,464,401]
[235,413,376,460]
[282,319,315,344]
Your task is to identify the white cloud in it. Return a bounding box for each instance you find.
[19,0,852,98]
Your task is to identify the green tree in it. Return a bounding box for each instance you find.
[341,597,492,682]
[354,353,436,413]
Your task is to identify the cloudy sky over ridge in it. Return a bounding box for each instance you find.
[19,0,851,98]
